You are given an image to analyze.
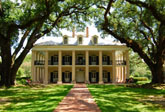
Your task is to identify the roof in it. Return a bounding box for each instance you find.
[35,36,124,46]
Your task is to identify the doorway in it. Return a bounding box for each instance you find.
[76,71,85,83]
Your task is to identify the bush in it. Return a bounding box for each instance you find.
[16,77,31,85]
[133,77,148,81]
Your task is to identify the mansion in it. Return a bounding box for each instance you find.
[31,27,130,84]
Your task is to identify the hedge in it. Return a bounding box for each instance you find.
[133,77,148,81]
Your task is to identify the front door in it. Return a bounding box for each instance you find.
[76,71,85,83]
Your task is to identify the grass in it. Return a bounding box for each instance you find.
[0,84,73,112]
[87,85,165,112]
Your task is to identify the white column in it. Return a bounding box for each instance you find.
[112,50,116,83]
[126,50,130,79]
[72,50,75,83]
[44,51,49,84]
[99,51,103,84]
[58,51,62,84]
[85,51,89,83]
[31,51,35,82]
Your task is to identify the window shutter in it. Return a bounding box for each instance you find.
[70,72,72,82]
[50,72,53,83]
[62,56,64,65]
[108,72,110,82]
[89,72,91,83]
[107,56,110,65]
[51,56,54,65]
[96,72,99,83]
[62,72,64,82]
[96,56,99,65]
[89,56,91,65]
[70,56,72,65]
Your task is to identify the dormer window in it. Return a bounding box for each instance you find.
[92,35,98,45]
[78,37,82,44]
[77,35,83,45]
[63,35,68,44]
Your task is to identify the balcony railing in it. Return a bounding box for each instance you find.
[62,61,72,65]
[102,60,112,65]
[34,60,45,65]
[116,60,126,65]
[89,61,99,65]
[76,60,85,65]
[48,60,58,65]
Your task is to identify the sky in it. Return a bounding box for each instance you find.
[35,25,114,44]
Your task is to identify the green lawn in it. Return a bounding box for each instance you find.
[87,85,165,112]
[0,84,73,112]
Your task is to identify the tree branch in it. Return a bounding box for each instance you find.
[103,0,154,68]
[12,29,31,59]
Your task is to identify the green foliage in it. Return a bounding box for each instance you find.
[16,54,31,79]
[133,77,149,81]
[129,50,152,79]
[16,68,24,79]
[88,85,165,112]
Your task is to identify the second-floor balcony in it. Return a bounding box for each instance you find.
[102,60,112,65]
[116,60,126,65]
[76,59,85,65]
[34,60,45,65]
[48,60,58,65]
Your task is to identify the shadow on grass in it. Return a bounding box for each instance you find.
[88,85,165,112]
[0,85,73,112]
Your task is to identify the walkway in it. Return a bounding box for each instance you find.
[54,84,101,112]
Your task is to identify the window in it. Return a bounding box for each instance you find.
[65,72,70,78]
[91,71,96,78]
[54,55,58,62]
[103,71,108,78]
[93,36,98,44]
[64,37,68,44]
[79,37,83,44]
[65,55,70,62]
[53,71,58,78]
[103,55,107,62]
[92,55,96,62]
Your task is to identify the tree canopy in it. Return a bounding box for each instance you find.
[91,0,165,83]
[0,0,95,87]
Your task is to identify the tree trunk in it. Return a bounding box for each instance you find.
[0,39,12,87]
[151,62,164,83]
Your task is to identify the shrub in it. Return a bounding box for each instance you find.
[133,77,148,81]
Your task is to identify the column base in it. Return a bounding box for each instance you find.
[85,80,90,84]
[99,81,104,84]
[57,81,62,84]
[43,81,49,84]
[72,80,76,84]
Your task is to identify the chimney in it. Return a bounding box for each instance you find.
[86,27,89,37]
[72,27,75,38]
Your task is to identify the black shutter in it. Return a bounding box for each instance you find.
[62,72,65,83]
[50,72,53,83]
[62,56,64,65]
[96,56,99,65]
[107,56,110,65]
[70,56,72,65]
[70,72,72,82]
[96,72,99,83]
[89,56,91,65]
[51,56,53,65]
[89,72,91,83]
[108,72,110,82]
